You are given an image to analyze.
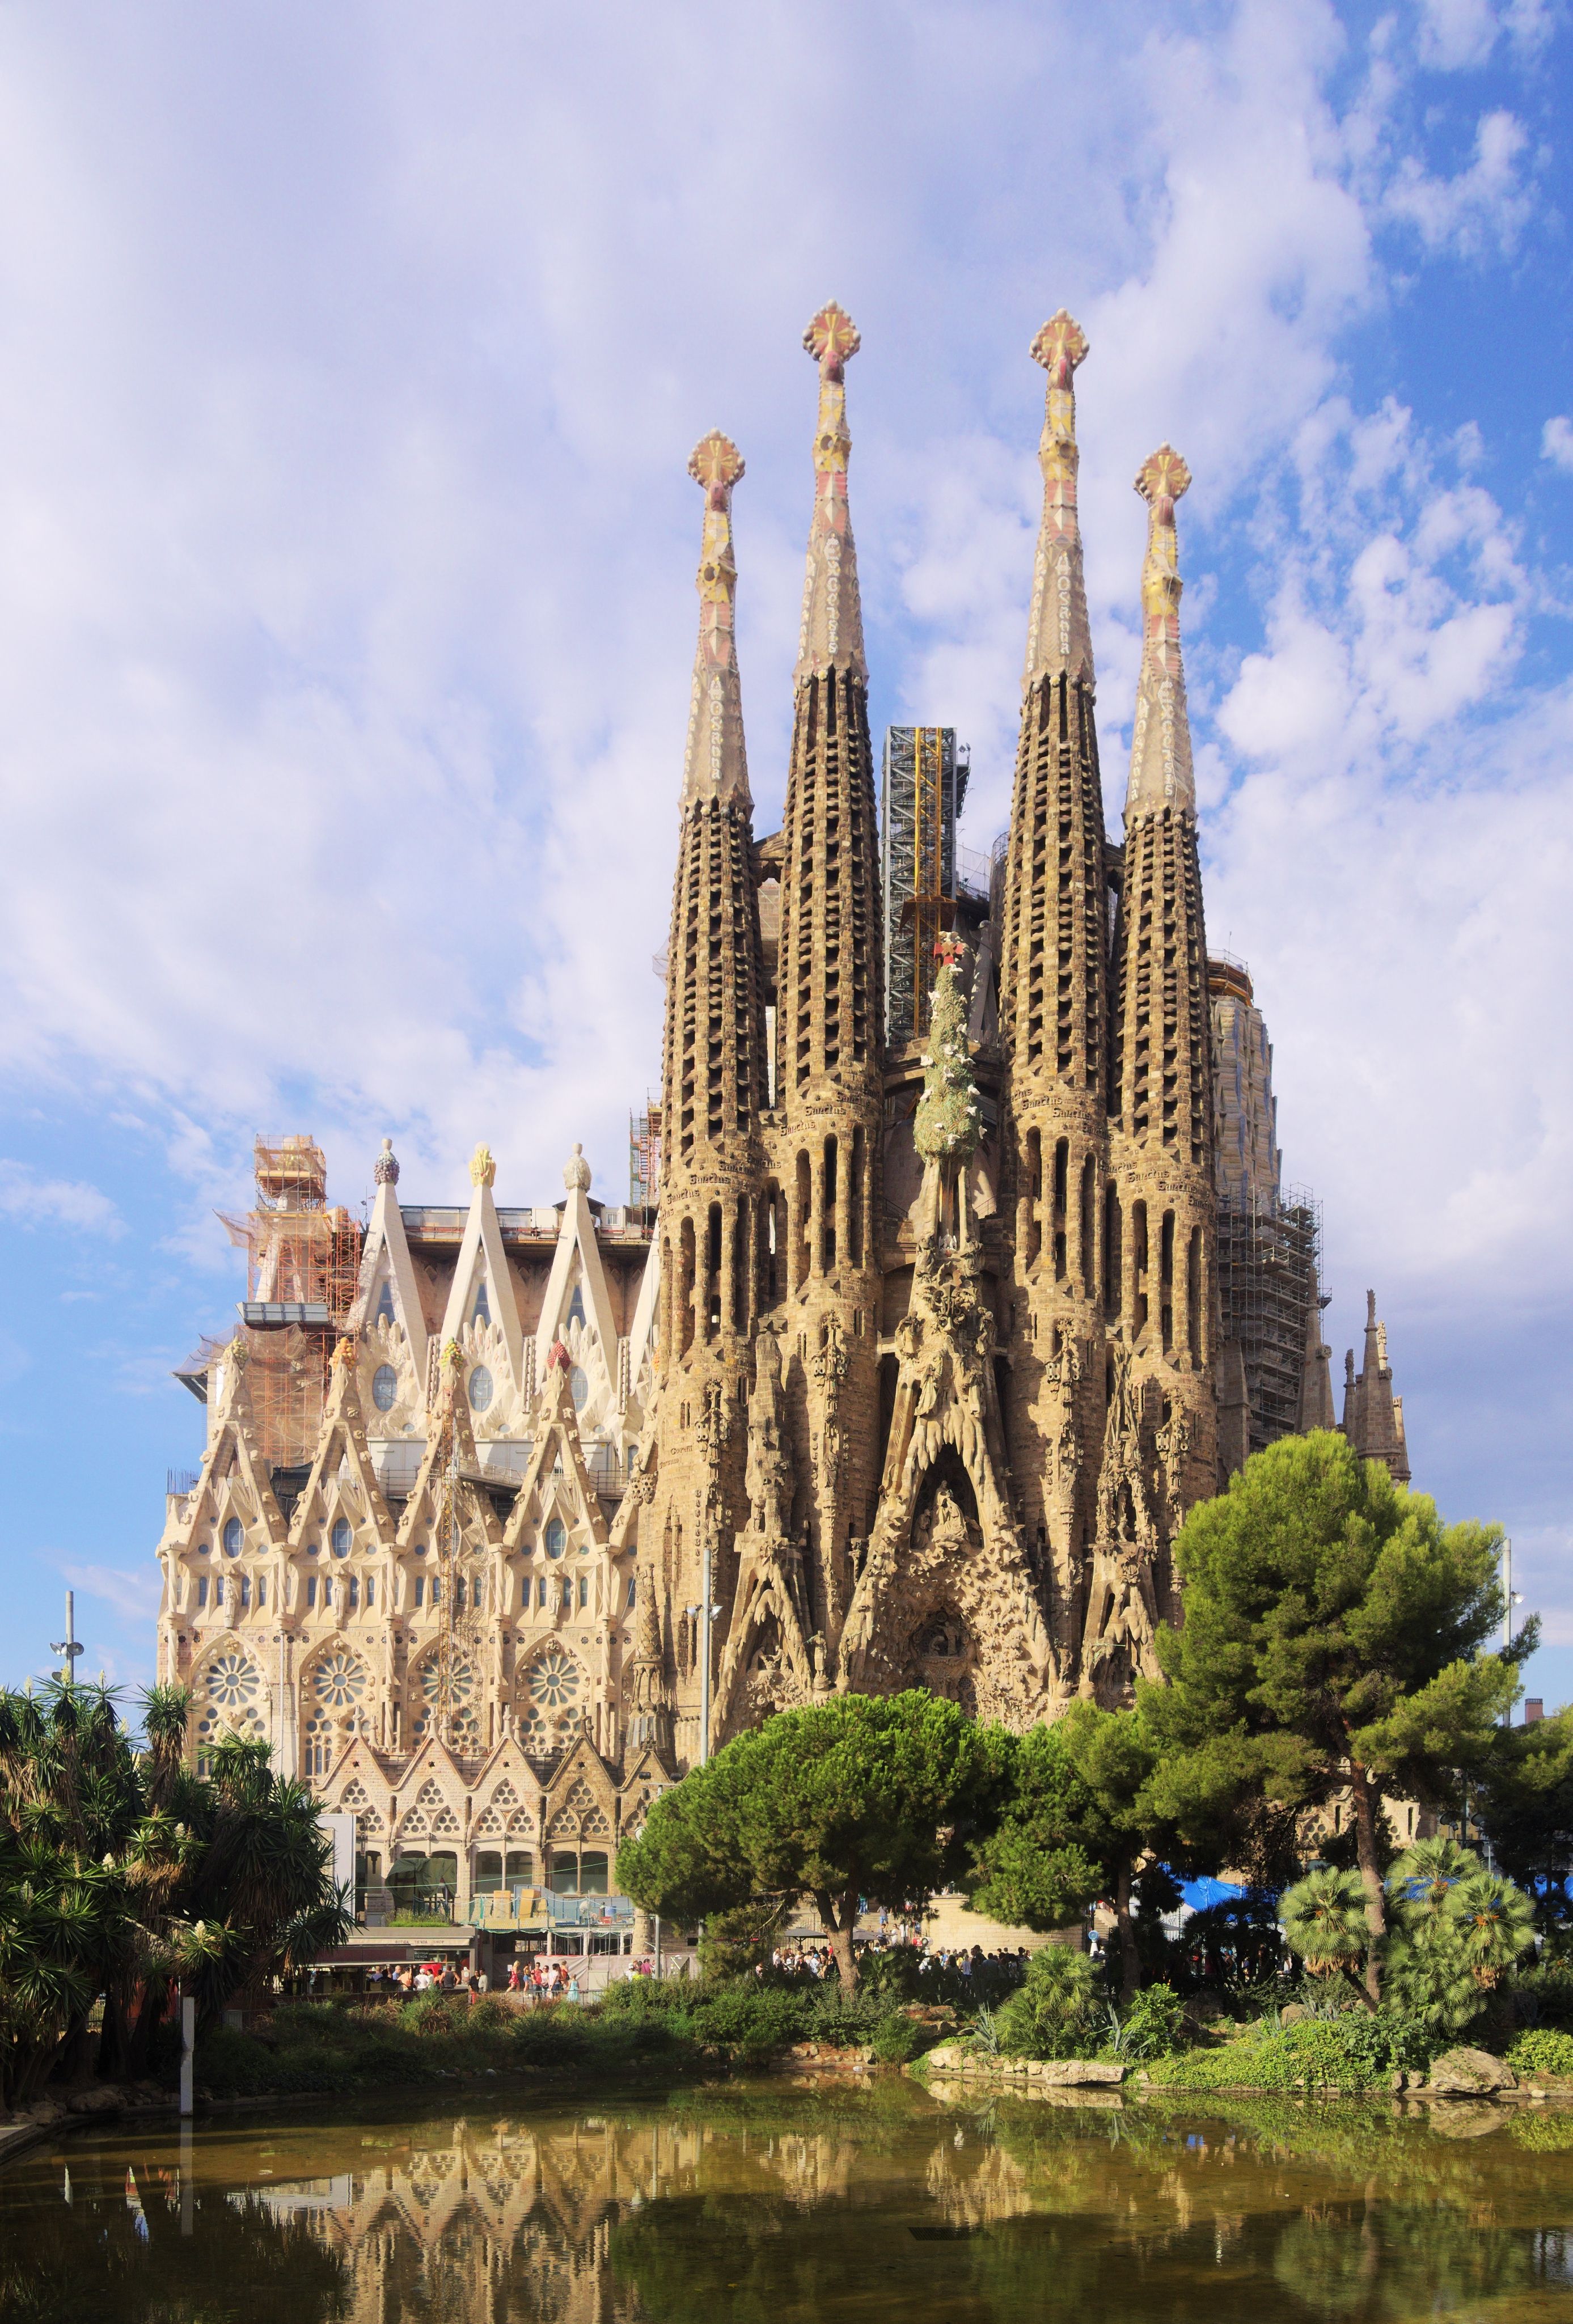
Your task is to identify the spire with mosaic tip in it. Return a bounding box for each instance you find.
[794,301,866,685]
[1126,443,1195,818]
[679,429,751,809]
[1022,310,1094,691]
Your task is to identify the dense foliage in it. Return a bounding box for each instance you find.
[0,1679,349,2106]
[616,1690,1004,1987]
[1143,1430,1522,2001]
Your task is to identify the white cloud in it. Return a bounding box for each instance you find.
[1542,416,1573,473]
[1384,107,1534,255]
[0,1159,122,1235]
[54,1560,162,1626]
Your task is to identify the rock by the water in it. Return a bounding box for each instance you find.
[1427,2046,1515,2096]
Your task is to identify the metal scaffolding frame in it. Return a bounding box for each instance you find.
[1215,1180,1323,1455]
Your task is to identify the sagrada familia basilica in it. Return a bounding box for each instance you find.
[153,306,1409,1899]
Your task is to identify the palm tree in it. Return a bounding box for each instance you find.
[1385,1836,1479,1925]
[1444,1871,1536,1992]
[1280,1868,1368,1982]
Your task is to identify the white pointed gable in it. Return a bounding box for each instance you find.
[534,1148,620,1389]
[439,1150,525,1392]
[354,1148,429,1381]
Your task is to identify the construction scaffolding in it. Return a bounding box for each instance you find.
[1215,1183,1323,1455]
[214,1137,362,1469]
[881,727,970,1045]
[628,1099,662,1213]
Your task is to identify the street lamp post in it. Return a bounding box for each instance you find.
[1502,1535,1524,1729]
[50,1590,83,1688]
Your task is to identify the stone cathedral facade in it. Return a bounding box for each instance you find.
[153,304,1410,1890]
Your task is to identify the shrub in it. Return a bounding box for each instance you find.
[1280,1869,1367,1978]
[870,2012,925,2065]
[995,1946,1098,2060]
[1506,2027,1573,2081]
[1147,2009,1434,2094]
[1114,1982,1185,2062]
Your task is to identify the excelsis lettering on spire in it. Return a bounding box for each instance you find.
[680,429,751,808]
[794,302,867,686]
[1126,443,1195,817]
[1022,310,1094,690]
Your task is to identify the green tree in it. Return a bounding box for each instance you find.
[1475,1704,1573,1932]
[1143,1430,1520,2004]
[966,1703,1178,2001]
[0,1680,349,2104]
[993,1942,1098,2059]
[615,1692,1004,1990]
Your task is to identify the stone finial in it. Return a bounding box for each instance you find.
[1135,442,1192,520]
[678,431,751,810]
[547,1336,572,1373]
[332,1335,360,1371]
[794,302,866,686]
[688,429,744,494]
[1022,310,1094,690]
[469,1142,496,1189]
[1030,309,1089,386]
[1125,443,1196,818]
[374,1137,399,1186]
[804,299,860,378]
[563,1142,592,1193]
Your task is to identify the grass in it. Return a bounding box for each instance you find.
[1144,2013,1433,2096]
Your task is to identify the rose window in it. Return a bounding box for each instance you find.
[204,1652,260,1710]
[411,1656,479,1747]
[527,1649,580,1710]
[312,1650,367,1710]
[195,1652,265,1764]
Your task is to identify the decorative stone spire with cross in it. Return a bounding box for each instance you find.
[1127,444,1195,817]
[680,430,751,808]
[1023,311,1094,690]
[794,301,866,685]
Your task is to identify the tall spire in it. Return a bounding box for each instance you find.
[660,431,768,1183]
[1126,445,1194,816]
[680,430,751,807]
[998,308,1110,1095]
[794,302,866,685]
[1022,311,1094,689]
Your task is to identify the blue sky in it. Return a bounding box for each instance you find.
[0,0,1570,1707]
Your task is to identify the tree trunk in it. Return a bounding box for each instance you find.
[1116,1858,1139,2006]
[815,1891,859,1991]
[1348,1762,1386,2009]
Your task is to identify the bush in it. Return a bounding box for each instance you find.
[1146,2009,1434,2094]
[1507,2027,1573,2081]
[1113,1982,1185,2062]
[995,1946,1098,2060]
[870,2012,926,2065]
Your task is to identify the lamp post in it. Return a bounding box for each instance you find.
[50,1591,83,1688]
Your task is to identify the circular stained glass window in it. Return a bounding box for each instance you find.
[312,1649,366,1708]
[569,1365,590,1412]
[468,1366,493,1413]
[418,1656,473,1705]
[222,1518,243,1557]
[527,1648,580,1708]
[544,1519,566,1560]
[372,1364,398,1412]
[331,1519,352,1558]
[203,1650,260,1710]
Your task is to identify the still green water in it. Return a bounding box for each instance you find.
[2,2076,1572,2322]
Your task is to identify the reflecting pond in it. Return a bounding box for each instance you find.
[3,2076,1573,2323]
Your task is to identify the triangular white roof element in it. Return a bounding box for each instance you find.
[438,1144,526,1393]
[534,1147,621,1385]
[353,1140,429,1382]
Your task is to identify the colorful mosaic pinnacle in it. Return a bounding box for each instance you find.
[680,429,751,808]
[1024,308,1094,689]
